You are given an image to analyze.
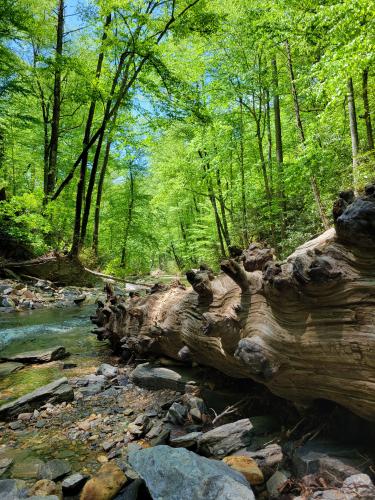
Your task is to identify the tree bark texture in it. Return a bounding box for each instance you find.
[92,187,375,421]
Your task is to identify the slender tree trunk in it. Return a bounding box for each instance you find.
[215,167,231,248]
[266,89,273,192]
[238,103,248,245]
[80,50,129,245]
[45,0,64,201]
[347,77,360,184]
[362,68,374,152]
[92,138,112,255]
[120,170,135,268]
[272,56,286,226]
[285,40,329,230]
[71,14,111,257]
[198,150,227,257]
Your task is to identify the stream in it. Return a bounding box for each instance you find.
[0,305,108,405]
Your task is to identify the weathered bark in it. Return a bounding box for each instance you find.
[92,188,375,421]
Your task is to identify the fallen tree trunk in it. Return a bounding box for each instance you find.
[1,254,97,287]
[92,187,375,420]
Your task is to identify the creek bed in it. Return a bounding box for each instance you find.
[0,305,108,404]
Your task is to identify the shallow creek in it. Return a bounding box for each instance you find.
[0,305,108,404]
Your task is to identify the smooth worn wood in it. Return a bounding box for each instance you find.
[92,188,375,420]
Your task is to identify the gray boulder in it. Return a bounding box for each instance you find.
[169,431,203,448]
[131,363,190,391]
[62,473,88,494]
[128,445,255,500]
[198,419,253,457]
[0,479,21,500]
[96,363,118,378]
[1,346,68,364]
[39,459,71,481]
[0,377,74,420]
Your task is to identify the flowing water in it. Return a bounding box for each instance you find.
[0,305,109,405]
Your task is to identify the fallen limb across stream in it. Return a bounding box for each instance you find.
[92,187,375,420]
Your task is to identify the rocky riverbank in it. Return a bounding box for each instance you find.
[1,356,375,499]
[0,278,102,313]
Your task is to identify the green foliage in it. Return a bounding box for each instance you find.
[0,0,374,273]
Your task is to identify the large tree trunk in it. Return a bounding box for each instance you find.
[92,187,375,421]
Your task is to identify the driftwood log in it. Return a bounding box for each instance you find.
[92,188,375,420]
[0,254,97,287]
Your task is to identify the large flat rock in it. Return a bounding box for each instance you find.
[0,377,74,420]
[197,419,254,458]
[1,346,68,364]
[128,445,255,500]
[130,363,192,392]
[0,362,24,379]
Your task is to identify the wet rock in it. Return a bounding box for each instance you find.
[28,496,59,500]
[223,456,264,485]
[165,402,188,425]
[28,479,58,497]
[129,445,255,500]
[97,363,118,378]
[198,419,253,458]
[61,473,88,494]
[169,431,202,449]
[11,458,44,479]
[1,346,68,364]
[131,363,190,392]
[39,459,71,481]
[80,462,127,500]
[1,297,15,307]
[0,377,74,420]
[266,470,291,498]
[74,294,86,304]
[0,458,13,476]
[0,362,24,378]
[0,479,21,500]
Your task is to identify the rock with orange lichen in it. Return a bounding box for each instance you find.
[223,455,264,485]
[80,463,126,500]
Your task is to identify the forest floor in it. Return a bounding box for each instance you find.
[1,352,375,499]
[1,276,375,499]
